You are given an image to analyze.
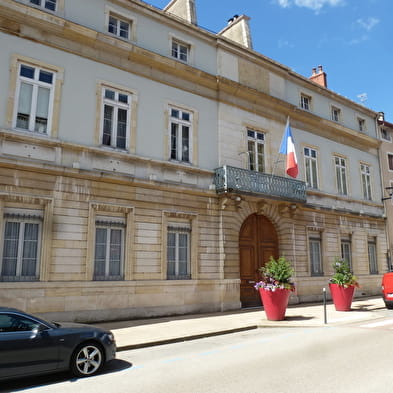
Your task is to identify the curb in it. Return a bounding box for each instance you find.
[116,325,259,351]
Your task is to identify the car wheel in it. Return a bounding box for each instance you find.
[71,342,104,377]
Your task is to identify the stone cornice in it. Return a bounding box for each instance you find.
[0,127,214,177]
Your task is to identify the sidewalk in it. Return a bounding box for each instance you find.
[97,296,385,351]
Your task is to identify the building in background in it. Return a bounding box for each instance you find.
[378,112,393,269]
[0,0,387,321]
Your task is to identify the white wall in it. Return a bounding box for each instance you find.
[218,102,382,204]
[0,32,219,170]
[64,0,217,74]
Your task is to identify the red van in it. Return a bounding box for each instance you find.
[381,272,393,309]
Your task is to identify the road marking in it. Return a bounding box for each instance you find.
[359,319,393,328]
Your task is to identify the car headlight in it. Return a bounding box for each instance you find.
[106,332,115,342]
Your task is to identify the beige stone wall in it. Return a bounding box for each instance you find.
[0,165,242,321]
[0,280,240,322]
[0,164,386,321]
[220,198,386,302]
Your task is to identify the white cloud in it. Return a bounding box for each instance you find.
[348,34,369,45]
[278,39,295,48]
[276,0,345,12]
[277,0,291,7]
[356,17,380,31]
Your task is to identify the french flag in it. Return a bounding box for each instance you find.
[279,118,298,178]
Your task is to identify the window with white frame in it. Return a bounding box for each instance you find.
[300,94,311,111]
[358,118,366,132]
[247,129,265,172]
[171,40,189,62]
[14,64,55,134]
[93,219,124,281]
[334,156,348,195]
[331,106,341,122]
[29,0,56,11]
[167,224,191,280]
[341,239,352,270]
[1,212,42,282]
[368,239,378,274]
[309,235,323,276]
[304,147,318,189]
[101,87,131,150]
[170,107,192,163]
[108,13,131,40]
[361,163,372,200]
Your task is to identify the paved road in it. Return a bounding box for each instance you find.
[3,313,393,393]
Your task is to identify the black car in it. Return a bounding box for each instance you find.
[0,307,116,381]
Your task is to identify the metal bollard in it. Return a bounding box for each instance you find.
[323,287,327,324]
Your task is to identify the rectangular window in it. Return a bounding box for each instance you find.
[247,129,265,172]
[304,147,318,189]
[30,0,56,11]
[335,156,348,195]
[1,213,41,282]
[101,88,131,150]
[341,240,352,270]
[300,94,311,111]
[309,237,323,276]
[361,163,372,200]
[169,107,192,163]
[171,40,189,62]
[368,240,378,274]
[14,64,55,134]
[358,118,366,132]
[108,13,130,40]
[381,128,391,141]
[94,221,124,281]
[331,106,341,122]
[167,225,191,280]
[388,154,393,171]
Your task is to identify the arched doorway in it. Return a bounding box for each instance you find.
[239,214,279,307]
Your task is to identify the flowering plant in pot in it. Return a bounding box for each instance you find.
[329,258,359,311]
[254,256,295,320]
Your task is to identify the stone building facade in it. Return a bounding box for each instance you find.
[378,113,393,268]
[0,0,387,321]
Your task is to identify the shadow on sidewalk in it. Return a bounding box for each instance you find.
[284,315,315,322]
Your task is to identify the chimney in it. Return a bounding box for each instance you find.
[309,65,327,88]
[218,14,253,49]
[164,0,197,25]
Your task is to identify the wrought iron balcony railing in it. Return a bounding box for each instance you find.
[214,165,307,203]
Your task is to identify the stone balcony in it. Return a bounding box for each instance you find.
[214,165,307,203]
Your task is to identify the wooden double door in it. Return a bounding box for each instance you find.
[239,214,279,307]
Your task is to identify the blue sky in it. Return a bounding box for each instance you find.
[148,0,393,122]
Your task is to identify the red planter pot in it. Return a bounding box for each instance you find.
[259,288,291,321]
[329,283,355,311]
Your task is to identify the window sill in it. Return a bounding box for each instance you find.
[167,275,192,280]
